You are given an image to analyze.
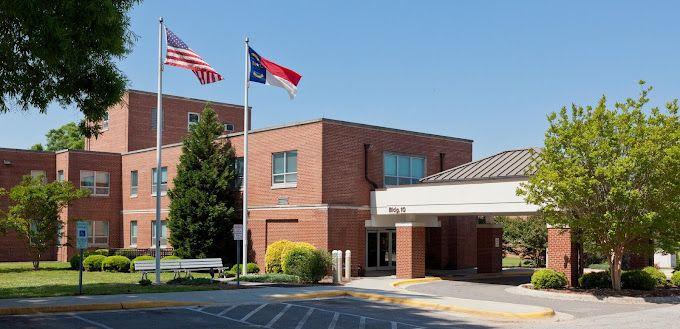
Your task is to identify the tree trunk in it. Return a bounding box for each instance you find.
[610,247,624,291]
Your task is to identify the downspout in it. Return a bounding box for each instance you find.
[364,143,378,190]
[439,153,445,172]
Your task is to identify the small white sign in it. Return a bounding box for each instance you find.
[76,221,88,250]
[232,224,243,241]
[494,237,500,248]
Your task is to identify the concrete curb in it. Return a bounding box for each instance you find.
[268,290,555,320]
[507,284,680,305]
[391,277,442,288]
[0,301,207,316]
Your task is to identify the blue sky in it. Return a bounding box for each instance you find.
[1,1,679,159]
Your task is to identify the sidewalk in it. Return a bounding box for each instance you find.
[0,276,555,320]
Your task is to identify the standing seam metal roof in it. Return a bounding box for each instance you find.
[420,148,541,183]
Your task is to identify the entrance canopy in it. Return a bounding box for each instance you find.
[368,148,540,227]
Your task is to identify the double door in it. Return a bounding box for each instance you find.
[366,229,396,270]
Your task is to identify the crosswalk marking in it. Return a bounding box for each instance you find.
[71,314,114,329]
[242,303,269,322]
[359,316,366,329]
[217,304,237,316]
[294,307,314,329]
[328,312,340,329]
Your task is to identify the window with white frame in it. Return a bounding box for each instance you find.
[130,170,138,197]
[57,170,64,182]
[152,167,168,195]
[151,220,168,247]
[80,170,110,196]
[188,112,200,130]
[234,157,244,189]
[102,112,109,130]
[383,153,426,186]
[224,123,235,133]
[31,170,46,183]
[87,221,109,246]
[272,151,297,187]
[130,221,138,247]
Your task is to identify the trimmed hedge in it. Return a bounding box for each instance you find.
[102,255,131,272]
[265,240,294,273]
[240,273,300,283]
[642,266,668,287]
[622,270,656,290]
[91,249,110,256]
[231,263,260,274]
[69,253,88,270]
[162,255,181,261]
[265,240,316,274]
[114,249,138,259]
[578,271,611,289]
[83,254,106,271]
[281,247,332,283]
[130,255,154,272]
[671,271,680,287]
[531,269,568,289]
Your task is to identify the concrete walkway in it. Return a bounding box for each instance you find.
[0,277,555,320]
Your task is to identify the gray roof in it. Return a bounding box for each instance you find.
[420,148,541,183]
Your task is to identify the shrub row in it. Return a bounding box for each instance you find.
[540,266,673,291]
[73,254,182,272]
[264,240,331,283]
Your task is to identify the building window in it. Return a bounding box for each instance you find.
[272,151,297,187]
[188,112,200,130]
[234,157,244,189]
[80,170,110,196]
[383,153,425,186]
[130,221,137,247]
[87,221,109,246]
[224,123,235,133]
[130,170,138,197]
[151,220,168,247]
[57,170,64,182]
[102,112,109,130]
[152,167,168,196]
[30,170,46,183]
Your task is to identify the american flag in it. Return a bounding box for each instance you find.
[164,28,223,84]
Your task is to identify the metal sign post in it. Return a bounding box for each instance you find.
[76,221,89,295]
[233,224,243,286]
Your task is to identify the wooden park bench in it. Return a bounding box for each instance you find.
[135,258,226,281]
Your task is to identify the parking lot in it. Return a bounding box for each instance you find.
[0,298,503,329]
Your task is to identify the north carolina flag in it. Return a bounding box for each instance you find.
[248,47,302,99]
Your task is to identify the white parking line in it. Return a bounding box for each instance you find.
[71,314,113,329]
[187,307,264,327]
[217,304,237,316]
[242,303,269,322]
[266,304,292,328]
[294,308,314,329]
[283,302,423,329]
[391,321,398,329]
[328,312,340,329]
[359,316,366,329]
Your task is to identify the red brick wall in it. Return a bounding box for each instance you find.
[88,90,245,153]
[396,225,426,279]
[426,216,477,270]
[321,121,472,205]
[327,208,371,274]
[0,149,57,261]
[59,151,123,261]
[547,227,582,286]
[476,226,502,273]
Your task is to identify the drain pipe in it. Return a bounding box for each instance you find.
[364,143,378,190]
[439,153,446,172]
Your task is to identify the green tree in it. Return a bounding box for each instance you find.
[168,106,239,260]
[495,215,547,267]
[31,122,85,151]
[0,176,88,270]
[518,82,680,290]
[0,0,139,137]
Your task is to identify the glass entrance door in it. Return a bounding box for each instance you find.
[366,229,396,270]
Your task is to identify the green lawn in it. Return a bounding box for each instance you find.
[502,255,536,268]
[0,261,221,299]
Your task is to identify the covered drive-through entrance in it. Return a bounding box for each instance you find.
[369,148,543,279]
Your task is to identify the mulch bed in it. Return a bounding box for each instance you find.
[524,284,680,298]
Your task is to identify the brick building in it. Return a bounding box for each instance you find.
[1,90,490,276]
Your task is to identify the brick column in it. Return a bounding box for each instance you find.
[476,224,503,273]
[396,223,426,279]
[547,227,581,286]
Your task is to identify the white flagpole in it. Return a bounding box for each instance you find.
[154,17,164,285]
[242,37,250,276]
